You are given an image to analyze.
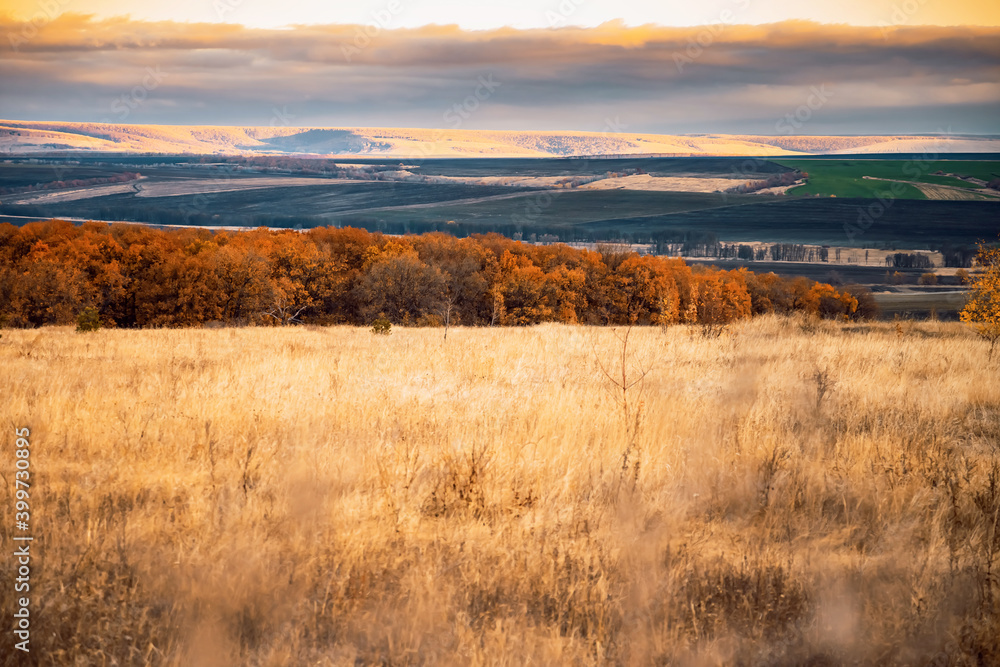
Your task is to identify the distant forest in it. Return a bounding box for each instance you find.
[0,220,870,328]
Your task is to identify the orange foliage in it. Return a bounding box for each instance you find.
[960,241,1000,356]
[0,221,865,328]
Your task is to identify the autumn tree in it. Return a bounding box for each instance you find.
[135,251,222,326]
[744,271,788,315]
[800,282,858,320]
[355,241,446,324]
[8,256,88,326]
[4,235,91,326]
[961,241,1000,358]
[692,269,752,325]
[606,254,682,325]
[501,262,552,325]
[264,232,331,325]
[213,244,274,324]
[482,252,506,326]
[544,264,588,323]
[415,234,490,326]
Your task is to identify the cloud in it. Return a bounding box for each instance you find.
[1,15,998,133]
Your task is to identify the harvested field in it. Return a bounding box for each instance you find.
[911,183,1000,201]
[133,177,367,198]
[576,174,743,192]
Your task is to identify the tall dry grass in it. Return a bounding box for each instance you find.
[1,316,998,665]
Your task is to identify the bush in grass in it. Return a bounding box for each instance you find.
[76,307,101,333]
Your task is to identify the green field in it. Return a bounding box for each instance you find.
[775,159,1000,199]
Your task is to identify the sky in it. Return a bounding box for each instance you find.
[1,0,998,134]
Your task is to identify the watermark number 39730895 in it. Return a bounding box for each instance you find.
[12,427,33,653]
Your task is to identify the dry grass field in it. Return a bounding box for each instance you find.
[2,317,999,665]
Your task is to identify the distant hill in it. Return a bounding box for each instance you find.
[2,121,998,157]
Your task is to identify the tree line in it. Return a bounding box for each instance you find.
[0,220,867,329]
[666,242,832,263]
[885,253,933,269]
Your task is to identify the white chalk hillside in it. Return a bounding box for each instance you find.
[1,121,998,157]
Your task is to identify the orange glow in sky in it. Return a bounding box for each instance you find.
[1,0,998,29]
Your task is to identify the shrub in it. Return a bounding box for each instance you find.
[918,272,938,285]
[960,242,1000,358]
[75,307,101,333]
[371,315,392,336]
[844,284,880,320]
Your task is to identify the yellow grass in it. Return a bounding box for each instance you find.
[1,316,998,665]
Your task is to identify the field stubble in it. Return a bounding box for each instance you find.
[1,317,998,665]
